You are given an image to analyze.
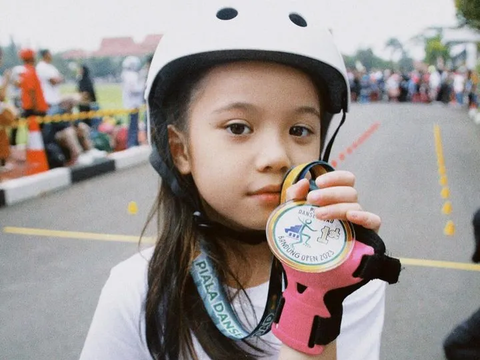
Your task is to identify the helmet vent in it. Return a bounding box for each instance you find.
[289,13,307,27]
[216,8,238,20]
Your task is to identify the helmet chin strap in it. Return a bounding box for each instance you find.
[193,211,267,245]
[322,110,347,163]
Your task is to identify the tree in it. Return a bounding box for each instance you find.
[455,0,480,30]
[398,51,414,72]
[424,35,450,66]
[385,37,404,63]
[346,48,390,72]
[86,57,122,79]
[0,36,21,72]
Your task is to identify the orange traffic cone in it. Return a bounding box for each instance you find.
[26,116,49,175]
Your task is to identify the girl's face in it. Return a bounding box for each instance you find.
[171,61,322,230]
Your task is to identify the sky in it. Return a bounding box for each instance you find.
[1,0,458,61]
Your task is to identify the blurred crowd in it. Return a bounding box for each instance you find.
[0,48,152,173]
[1,45,479,176]
[348,66,478,108]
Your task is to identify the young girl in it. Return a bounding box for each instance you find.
[80,2,398,359]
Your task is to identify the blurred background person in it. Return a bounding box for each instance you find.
[359,71,371,103]
[466,69,478,109]
[7,65,25,149]
[36,49,63,115]
[438,70,453,105]
[453,68,466,106]
[429,65,441,103]
[17,49,48,120]
[0,48,16,172]
[443,208,480,359]
[121,56,143,148]
[77,65,99,128]
[386,71,400,102]
[36,49,65,149]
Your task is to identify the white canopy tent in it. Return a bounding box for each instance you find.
[442,27,480,69]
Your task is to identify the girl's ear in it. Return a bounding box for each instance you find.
[167,125,191,175]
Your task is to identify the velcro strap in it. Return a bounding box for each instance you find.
[312,316,341,345]
[353,254,401,284]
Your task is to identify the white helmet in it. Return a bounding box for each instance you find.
[122,56,141,71]
[146,2,349,114]
[145,0,350,200]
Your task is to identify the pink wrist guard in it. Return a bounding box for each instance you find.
[271,224,401,355]
[268,161,401,355]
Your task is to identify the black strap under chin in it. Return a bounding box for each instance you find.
[322,111,347,163]
[193,211,267,245]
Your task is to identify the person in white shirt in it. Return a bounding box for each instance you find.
[121,56,144,148]
[453,69,466,106]
[36,49,63,115]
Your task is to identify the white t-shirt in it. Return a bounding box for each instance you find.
[9,65,25,102]
[36,60,62,105]
[121,69,145,109]
[453,74,465,94]
[79,247,386,360]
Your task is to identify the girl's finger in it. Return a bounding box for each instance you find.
[314,202,363,221]
[315,170,355,188]
[285,178,310,202]
[307,186,358,206]
[346,210,382,233]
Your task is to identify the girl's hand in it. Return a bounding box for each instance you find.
[285,170,381,233]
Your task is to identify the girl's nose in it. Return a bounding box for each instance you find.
[255,135,291,173]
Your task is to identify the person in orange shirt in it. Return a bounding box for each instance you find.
[17,49,48,120]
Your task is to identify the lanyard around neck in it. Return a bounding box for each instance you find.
[190,244,284,339]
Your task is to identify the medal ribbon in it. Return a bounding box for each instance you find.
[280,161,335,203]
[191,244,284,339]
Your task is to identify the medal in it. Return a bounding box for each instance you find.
[266,161,355,273]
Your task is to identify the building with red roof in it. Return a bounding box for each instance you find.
[61,34,162,59]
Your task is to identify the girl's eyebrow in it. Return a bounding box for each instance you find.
[213,102,321,119]
[213,102,258,114]
[295,106,321,120]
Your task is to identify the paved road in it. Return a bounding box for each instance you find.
[1,102,480,360]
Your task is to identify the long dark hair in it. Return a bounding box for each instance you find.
[78,65,97,103]
[142,61,329,359]
[143,67,267,360]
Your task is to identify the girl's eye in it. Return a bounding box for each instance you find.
[290,126,312,137]
[226,123,252,135]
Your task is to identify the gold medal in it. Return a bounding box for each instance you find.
[266,162,355,273]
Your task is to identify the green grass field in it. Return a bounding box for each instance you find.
[60,82,123,109]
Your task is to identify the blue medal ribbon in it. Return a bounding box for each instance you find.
[191,245,283,340]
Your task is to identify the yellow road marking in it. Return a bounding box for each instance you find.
[444,220,456,236]
[439,175,448,186]
[442,201,452,215]
[3,226,480,272]
[434,124,454,235]
[3,226,155,243]
[434,125,445,167]
[400,257,480,272]
[128,201,138,215]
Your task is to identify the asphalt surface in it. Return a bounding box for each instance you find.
[2,102,480,360]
